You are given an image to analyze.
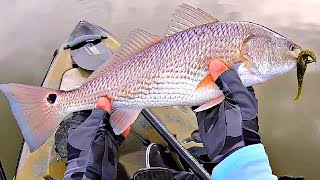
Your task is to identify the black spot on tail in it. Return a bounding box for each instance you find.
[47,94,57,104]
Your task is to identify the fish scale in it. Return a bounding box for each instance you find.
[0,4,308,152]
[58,21,295,122]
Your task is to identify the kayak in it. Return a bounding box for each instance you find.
[14,21,203,180]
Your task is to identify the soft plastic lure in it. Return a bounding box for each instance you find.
[294,50,317,101]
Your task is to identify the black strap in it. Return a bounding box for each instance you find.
[0,161,7,180]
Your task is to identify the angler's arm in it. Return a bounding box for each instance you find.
[63,97,127,180]
[197,59,277,180]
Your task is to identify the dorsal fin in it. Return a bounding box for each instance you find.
[82,29,163,85]
[165,3,219,36]
[114,29,163,62]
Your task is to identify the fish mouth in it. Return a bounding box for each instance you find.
[294,49,317,101]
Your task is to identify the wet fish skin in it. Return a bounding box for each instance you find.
[0,12,304,152]
[60,21,300,110]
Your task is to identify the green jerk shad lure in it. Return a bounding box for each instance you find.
[294,50,317,101]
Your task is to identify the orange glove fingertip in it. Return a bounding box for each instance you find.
[96,97,112,113]
[122,126,131,137]
[209,59,229,81]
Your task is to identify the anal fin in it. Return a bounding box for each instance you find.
[194,95,225,112]
[110,108,142,135]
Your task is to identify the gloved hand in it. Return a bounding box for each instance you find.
[196,59,261,163]
[63,97,130,180]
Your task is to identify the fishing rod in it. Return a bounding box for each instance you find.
[141,108,211,180]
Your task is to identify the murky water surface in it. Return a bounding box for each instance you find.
[1,0,320,179]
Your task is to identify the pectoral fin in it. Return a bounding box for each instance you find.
[196,74,214,90]
[194,95,225,112]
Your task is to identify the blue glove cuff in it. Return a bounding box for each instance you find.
[212,144,277,180]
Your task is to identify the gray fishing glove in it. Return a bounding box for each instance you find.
[63,106,126,180]
[196,64,260,163]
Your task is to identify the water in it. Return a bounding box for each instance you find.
[1,0,320,179]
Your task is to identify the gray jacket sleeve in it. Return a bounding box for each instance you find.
[63,109,124,180]
[196,70,259,163]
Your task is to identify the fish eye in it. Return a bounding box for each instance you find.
[289,43,296,51]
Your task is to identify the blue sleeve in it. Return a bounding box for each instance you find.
[211,144,277,180]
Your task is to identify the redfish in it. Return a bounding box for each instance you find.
[0,4,315,152]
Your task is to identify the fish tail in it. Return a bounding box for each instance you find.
[0,83,67,152]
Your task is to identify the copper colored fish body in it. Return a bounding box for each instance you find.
[0,4,313,152]
[63,22,250,109]
[61,21,299,110]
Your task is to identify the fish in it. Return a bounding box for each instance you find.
[0,4,316,152]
